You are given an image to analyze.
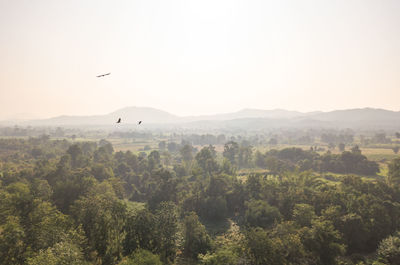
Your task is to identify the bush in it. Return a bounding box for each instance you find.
[377,233,400,265]
[245,200,281,228]
[118,249,162,265]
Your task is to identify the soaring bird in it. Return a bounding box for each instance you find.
[97,73,111,78]
[138,121,142,125]
[116,118,121,123]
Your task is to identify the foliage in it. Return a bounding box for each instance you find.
[377,232,400,265]
[183,212,212,259]
[200,248,239,265]
[0,135,399,264]
[245,200,281,228]
[244,227,283,265]
[118,249,162,265]
[26,240,87,265]
[258,147,379,175]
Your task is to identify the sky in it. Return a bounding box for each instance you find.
[0,0,399,119]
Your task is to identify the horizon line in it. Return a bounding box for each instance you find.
[2,106,400,122]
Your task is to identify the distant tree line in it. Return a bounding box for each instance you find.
[255,146,379,176]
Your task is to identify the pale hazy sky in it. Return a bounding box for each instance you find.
[1,0,399,119]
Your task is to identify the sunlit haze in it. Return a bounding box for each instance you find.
[1,0,399,120]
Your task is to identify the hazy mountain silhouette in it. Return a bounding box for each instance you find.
[14,107,306,126]
[109,107,178,124]
[181,108,306,122]
[307,108,400,122]
[17,107,178,126]
[3,107,400,129]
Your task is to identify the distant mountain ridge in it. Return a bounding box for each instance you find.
[18,107,179,126]
[2,107,400,129]
[307,108,400,122]
[181,108,306,122]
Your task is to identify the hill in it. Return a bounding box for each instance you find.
[3,107,400,130]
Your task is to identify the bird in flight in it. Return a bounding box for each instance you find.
[116,118,121,123]
[138,121,142,125]
[97,73,111,78]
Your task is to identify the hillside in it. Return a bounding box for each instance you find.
[3,107,400,130]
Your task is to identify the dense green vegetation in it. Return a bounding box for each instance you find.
[1,134,400,264]
[255,146,379,176]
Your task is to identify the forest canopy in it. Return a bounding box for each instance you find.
[1,134,400,265]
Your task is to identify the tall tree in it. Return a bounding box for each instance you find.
[72,182,127,264]
[223,141,239,165]
[388,158,400,186]
[195,146,219,175]
[155,202,179,263]
[244,227,283,265]
[0,216,26,265]
[183,212,212,260]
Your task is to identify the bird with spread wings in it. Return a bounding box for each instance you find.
[97,73,111,78]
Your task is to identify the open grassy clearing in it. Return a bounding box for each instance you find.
[109,138,159,153]
[359,147,399,161]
